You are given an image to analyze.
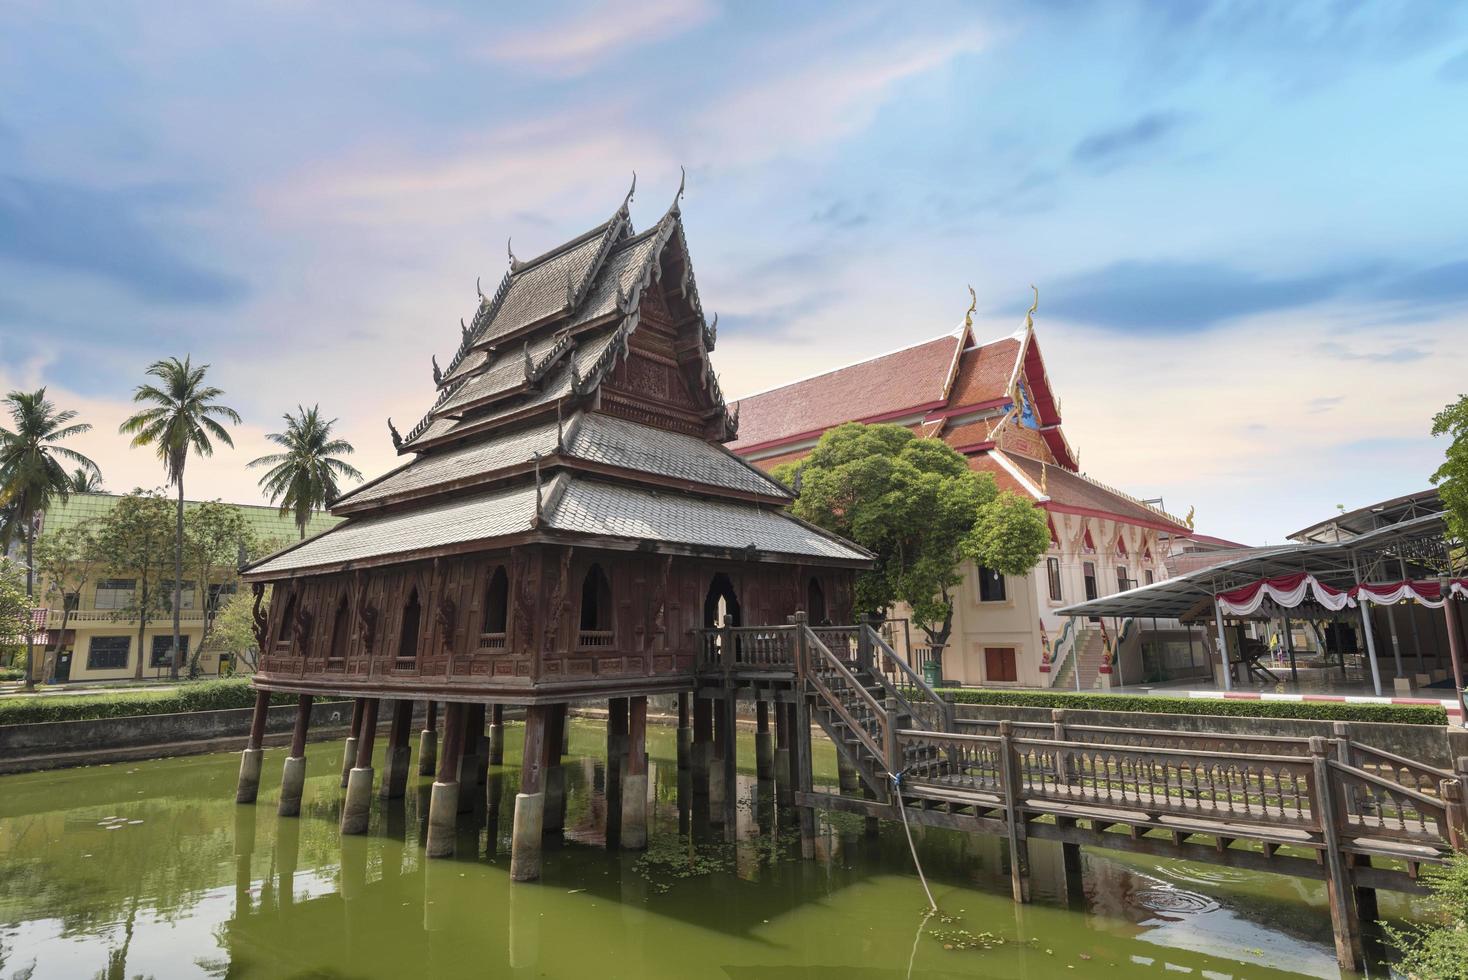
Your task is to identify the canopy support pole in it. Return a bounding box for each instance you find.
[1442,578,1468,727]
[1283,614,1298,685]
[1212,598,1233,693]
[1352,557,1384,697]
[1401,558,1425,673]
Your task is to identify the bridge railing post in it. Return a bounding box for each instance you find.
[1051,709,1070,785]
[1310,735,1362,971]
[1331,722,1358,816]
[997,720,1030,903]
[1441,778,1467,852]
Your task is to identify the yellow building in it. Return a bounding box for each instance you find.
[35,493,339,683]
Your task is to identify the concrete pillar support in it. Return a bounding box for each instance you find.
[425,701,465,858]
[341,698,380,834]
[510,704,553,881]
[235,689,271,804]
[278,694,313,816]
[417,700,438,777]
[488,703,505,766]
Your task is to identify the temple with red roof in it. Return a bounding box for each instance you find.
[731,301,1201,689]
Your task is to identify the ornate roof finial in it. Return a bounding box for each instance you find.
[964,285,977,329]
[432,354,442,386]
[508,238,522,273]
[556,400,565,451]
[621,171,636,213]
[460,317,471,345]
[565,265,576,311]
[570,354,584,396]
[670,165,685,214]
[387,418,403,451]
[1039,462,1048,496]
[523,341,534,383]
[476,276,485,303]
[707,311,718,348]
[1024,284,1038,331]
[1185,505,1196,530]
[532,452,543,521]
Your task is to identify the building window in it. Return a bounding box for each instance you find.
[984,647,1017,683]
[483,566,509,634]
[397,588,421,660]
[94,579,136,610]
[1116,566,1130,592]
[87,636,131,670]
[208,583,237,612]
[1046,558,1062,602]
[977,566,1007,603]
[807,578,827,624]
[162,581,197,611]
[1144,569,1155,586]
[1083,562,1098,601]
[579,564,613,631]
[63,591,80,612]
[276,592,296,644]
[150,634,190,667]
[329,595,352,660]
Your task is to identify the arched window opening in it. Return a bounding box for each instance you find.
[703,572,742,628]
[398,587,421,661]
[276,592,296,644]
[578,564,614,646]
[806,577,827,625]
[328,595,351,660]
[483,565,509,639]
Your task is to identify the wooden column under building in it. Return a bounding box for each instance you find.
[488,703,505,766]
[342,698,364,788]
[235,689,272,804]
[382,699,415,800]
[621,696,649,849]
[676,693,691,771]
[755,700,774,783]
[341,697,380,834]
[543,703,568,832]
[605,697,629,847]
[774,699,793,807]
[511,704,553,881]
[425,701,465,858]
[691,696,712,797]
[278,694,313,816]
[458,703,485,812]
[418,700,438,776]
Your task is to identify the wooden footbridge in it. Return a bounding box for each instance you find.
[695,615,1468,971]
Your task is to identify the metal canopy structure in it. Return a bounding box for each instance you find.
[1056,512,1453,621]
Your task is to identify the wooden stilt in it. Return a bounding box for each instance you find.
[721,690,738,837]
[997,720,1030,903]
[605,697,628,847]
[342,697,364,788]
[622,696,649,849]
[543,703,567,833]
[1311,736,1363,970]
[425,701,465,858]
[755,699,774,783]
[341,697,379,834]
[236,689,272,804]
[792,692,816,859]
[382,699,414,800]
[488,703,505,766]
[710,693,728,824]
[418,700,439,776]
[458,703,484,809]
[511,704,552,881]
[676,692,691,771]
[692,696,712,795]
[278,694,313,816]
[774,698,793,807]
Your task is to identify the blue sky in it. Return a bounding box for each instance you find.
[1,0,1465,543]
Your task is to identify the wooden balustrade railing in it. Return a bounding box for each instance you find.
[864,624,954,731]
[692,624,798,671]
[577,630,615,649]
[803,628,892,767]
[889,726,1463,854]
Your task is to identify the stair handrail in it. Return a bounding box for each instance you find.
[1046,618,1079,688]
[802,625,893,770]
[864,624,954,731]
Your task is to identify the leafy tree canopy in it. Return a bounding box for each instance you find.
[1432,394,1468,551]
[249,404,362,538]
[775,422,1049,651]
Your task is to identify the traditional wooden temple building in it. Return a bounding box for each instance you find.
[729,299,1195,689]
[234,180,868,877]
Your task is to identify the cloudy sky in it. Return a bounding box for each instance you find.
[2,0,1465,544]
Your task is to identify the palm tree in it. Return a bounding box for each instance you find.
[249,405,362,539]
[0,389,99,690]
[119,357,240,681]
[68,467,103,493]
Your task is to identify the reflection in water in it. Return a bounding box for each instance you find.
[0,721,1424,978]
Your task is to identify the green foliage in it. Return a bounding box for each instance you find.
[939,687,1448,725]
[249,404,362,539]
[0,666,22,681]
[1432,395,1468,546]
[0,677,294,725]
[31,524,102,681]
[0,387,99,549]
[1384,854,1468,978]
[95,489,175,676]
[183,501,254,676]
[0,558,31,642]
[779,423,1048,648]
[205,589,264,673]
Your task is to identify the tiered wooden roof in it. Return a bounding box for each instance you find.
[247,184,869,581]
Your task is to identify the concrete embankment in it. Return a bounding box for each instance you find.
[0,700,356,775]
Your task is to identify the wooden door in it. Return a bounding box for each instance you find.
[984,647,1017,683]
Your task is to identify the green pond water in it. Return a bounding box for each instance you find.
[0,720,1426,979]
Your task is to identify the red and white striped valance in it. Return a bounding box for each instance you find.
[1217,573,1351,616]
[1349,578,1468,609]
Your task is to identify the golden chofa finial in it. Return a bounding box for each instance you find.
[1024,284,1038,331]
[964,285,977,329]
[1185,505,1196,530]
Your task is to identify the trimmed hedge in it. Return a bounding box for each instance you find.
[0,667,23,682]
[938,688,1449,726]
[0,678,293,726]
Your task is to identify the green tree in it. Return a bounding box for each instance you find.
[776,422,1049,669]
[32,522,103,683]
[205,589,264,674]
[183,501,254,677]
[0,388,99,690]
[119,357,241,680]
[248,404,362,538]
[95,490,175,680]
[0,558,32,668]
[67,467,103,493]
[1432,395,1468,556]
